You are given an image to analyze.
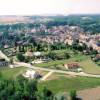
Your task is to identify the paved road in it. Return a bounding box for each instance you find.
[1,50,100,78]
[14,62,100,78]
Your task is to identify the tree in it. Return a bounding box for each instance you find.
[43,87,54,100]
[0,77,67,100]
[70,90,77,100]
[10,58,13,64]
[0,72,2,79]
[47,52,57,60]
[16,53,25,62]
[26,80,38,98]
[18,46,22,52]
[91,50,98,55]
[64,53,70,59]
[60,96,66,100]
[22,45,25,53]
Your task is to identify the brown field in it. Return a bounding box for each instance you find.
[0,16,29,23]
[78,87,100,100]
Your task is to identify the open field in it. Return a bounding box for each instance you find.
[38,75,100,93]
[0,67,26,79]
[1,67,100,94]
[0,67,49,80]
[80,59,100,74]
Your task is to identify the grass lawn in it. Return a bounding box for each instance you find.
[38,76,100,93]
[0,66,100,94]
[42,49,74,55]
[80,59,100,74]
[34,54,88,68]
[35,53,100,74]
[0,67,26,79]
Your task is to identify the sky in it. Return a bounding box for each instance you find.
[0,0,100,15]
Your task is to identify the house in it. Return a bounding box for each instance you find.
[0,58,9,67]
[33,52,41,57]
[25,51,33,57]
[23,69,42,79]
[4,45,9,49]
[25,51,42,58]
[64,62,82,72]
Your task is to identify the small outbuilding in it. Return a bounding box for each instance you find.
[33,52,41,57]
[25,51,33,57]
[64,62,82,72]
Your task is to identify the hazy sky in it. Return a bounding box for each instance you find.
[0,0,100,15]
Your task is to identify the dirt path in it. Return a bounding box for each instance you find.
[41,71,54,81]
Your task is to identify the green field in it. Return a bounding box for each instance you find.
[39,75,100,93]
[35,54,87,67]
[0,67,26,79]
[80,59,100,74]
[0,67,100,93]
[35,52,100,74]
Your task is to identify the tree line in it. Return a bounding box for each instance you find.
[0,73,80,100]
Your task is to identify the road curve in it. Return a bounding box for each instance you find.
[14,62,100,78]
[1,50,100,78]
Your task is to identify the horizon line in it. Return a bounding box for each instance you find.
[0,13,100,17]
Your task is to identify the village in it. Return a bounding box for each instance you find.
[0,23,100,75]
[0,0,100,99]
[0,17,100,100]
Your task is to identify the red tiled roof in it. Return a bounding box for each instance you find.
[67,62,80,69]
